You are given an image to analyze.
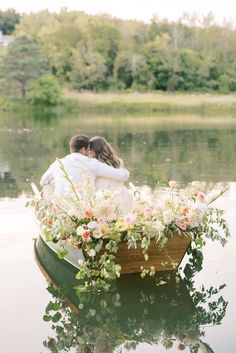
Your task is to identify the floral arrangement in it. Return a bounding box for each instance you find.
[29,161,230,290]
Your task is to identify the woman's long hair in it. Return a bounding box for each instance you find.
[89,136,121,168]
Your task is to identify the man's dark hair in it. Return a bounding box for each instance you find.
[69,134,89,153]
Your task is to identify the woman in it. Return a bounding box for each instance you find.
[89,136,124,190]
[89,136,133,214]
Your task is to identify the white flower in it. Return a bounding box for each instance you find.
[78,259,85,266]
[162,209,175,225]
[88,249,96,257]
[87,221,103,238]
[89,309,96,316]
[87,221,98,229]
[152,220,165,232]
[93,199,117,221]
[92,231,103,239]
[76,226,85,235]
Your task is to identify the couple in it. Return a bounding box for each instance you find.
[40,134,132,212]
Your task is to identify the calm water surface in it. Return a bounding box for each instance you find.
[0,111,236,353]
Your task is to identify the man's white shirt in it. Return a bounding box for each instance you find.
[40,153,129,195]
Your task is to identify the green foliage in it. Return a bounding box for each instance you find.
[12,10,236,93]
[219,74,231,94]
[57,247,69,260]
[85,16,121,77]
[0,9,20,34]
[0,34,48,97]
[70,47,108,91]
[113,51,133,88]
[27,74,61,106]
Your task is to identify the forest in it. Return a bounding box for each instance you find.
[1,8,236,95]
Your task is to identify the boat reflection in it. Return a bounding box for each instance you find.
[35,237,227,353]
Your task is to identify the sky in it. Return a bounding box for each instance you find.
[0,0,235,24]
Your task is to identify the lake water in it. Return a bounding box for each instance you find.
[0,111,236,353]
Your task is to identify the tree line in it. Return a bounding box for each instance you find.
[1,9,236,98]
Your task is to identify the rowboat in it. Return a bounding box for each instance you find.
[34,234,194,311]
[37,227,191,274]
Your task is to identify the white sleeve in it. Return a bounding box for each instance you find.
[119,159,125,168]
[54,176,66,196]
[89,158,129,181]
[40,160,58,187]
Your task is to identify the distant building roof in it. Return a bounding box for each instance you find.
[0,30,14,47]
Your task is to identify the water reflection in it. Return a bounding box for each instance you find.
[0,168,20,197]
[35,237,227,353]
[1,112,236,197]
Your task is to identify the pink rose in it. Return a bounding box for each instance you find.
[82,230,91,242]
[196,191,206,203]
[176,215,188,231]
[144,207,153,216]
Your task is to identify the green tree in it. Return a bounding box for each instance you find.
[70,45,107,91]
[27,74,61,105]
[143,34,172,90]
[131,54,155,90]
[86,16,121,77]
[0,34,48,97]
[113,51,133,88]
[218,74,232,94]
[0,9,20,34]
[42,25,85,80]
[114,52,154,90]
[167,49,203,91]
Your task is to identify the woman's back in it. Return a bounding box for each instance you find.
[94,158,124,191]
[89,137,134,214]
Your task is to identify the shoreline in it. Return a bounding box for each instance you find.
[63,90,236,115]
[1,90,236,115]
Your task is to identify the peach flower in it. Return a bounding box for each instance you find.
[182,206,190,214]
[169,180,177,188]
[85,209,93,218]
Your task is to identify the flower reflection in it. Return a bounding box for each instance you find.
[36,237,227,353]
[42,277,227,353]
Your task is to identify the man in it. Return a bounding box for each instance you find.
[40,133,129,196]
